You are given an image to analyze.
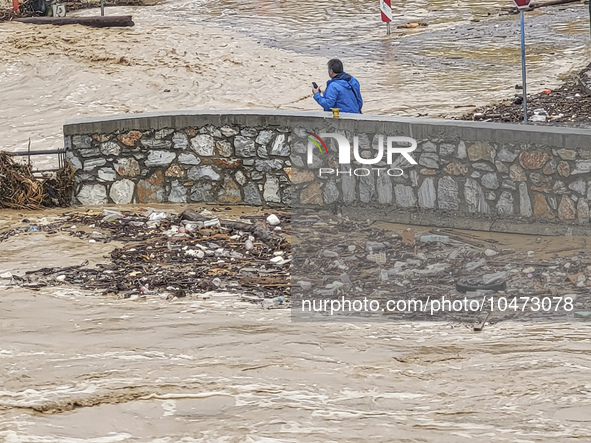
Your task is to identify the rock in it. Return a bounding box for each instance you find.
[510,164,526,182]
[264,176,281,203]
[497,147,519,162]
[577,198,589,223]
[218,177,242,203]
[359,174,375,203]
[108,179,134,204]
[323,180,340,204]
[569,179,586,195]
[137,171,165,203]
[234,171,247,186]
[420,169,437,176]
[444,163,468,176]
[220,125,239,137]
[66,154,83,171]
[502,180,517,191]
[467,141,495,162]
[465,178,489,214]
[419,153,439,169]
[530,172,552,193]
[255,159,283,171]
[178,152,201,166]
[117,130,142,147]
[187,166,221,181]
[83,158,106,171]
[100,141,120,156]
[77,184,108,205]
[485,249,497,256]
[439,143,455,157]
[115,158,141,177]
[557,161,570,177]
[167,180,187,203]
[241,127,258,137]
[155,128,175,139]
[418,178,436,208]
[473,162,495,172]
[300,182,323,205]
[420,141,437,152]
[234,136,256,157]
[190,134,215,156]
[394,184,416,208]
[141,138,172,149]
[267,214,281,226]
[291,168,315,184]
[171,132,189,149]
[97,168,117,182]
[495,161,509,174]
[342,171,356,203]
[533,193,555,219]
[270,134,290,156]
[256,130,274,146]
[558,195,576,220]
[481,173,499,190]
[190,182,214,202]
[145,150,177,167]
[557,149,576,161]
[553,180,568,195]
[215,140,233,157]
[72,135,93,149]
[496,191,514,216]
[165,164,185,178]
[438,177,459,210]
[571,160,591,175]
[376,173,393,204]
[214,158,241,168]
[519,151,551,170]
[485,192,496,201]
[244,182,262,205]
[519,182,532,217]
[543,160,556,175]
[457,141,467,159]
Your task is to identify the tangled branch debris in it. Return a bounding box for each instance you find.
[0,152,73,209]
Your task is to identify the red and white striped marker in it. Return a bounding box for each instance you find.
[380,0,392,34]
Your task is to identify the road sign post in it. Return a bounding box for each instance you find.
[380,0,392,35]
[513,0,531,124]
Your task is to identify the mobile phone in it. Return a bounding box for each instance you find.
[312,82,318,89]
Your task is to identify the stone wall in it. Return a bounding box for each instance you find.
[64,110,591,235]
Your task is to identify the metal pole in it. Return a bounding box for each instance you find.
[387,22,390,35]
[101,0,104,16]
[520,10,528,124]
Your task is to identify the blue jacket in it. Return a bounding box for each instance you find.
[314,72,363,114]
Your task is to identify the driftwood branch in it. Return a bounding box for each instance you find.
[13,15,134,27]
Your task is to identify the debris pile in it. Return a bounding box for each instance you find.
[291,212,591,323]
[8,208,291,303]
[460,71,591,126]
[0,152,74,209]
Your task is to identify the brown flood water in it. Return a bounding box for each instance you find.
[0,0,589,168]
[2,207,591,441]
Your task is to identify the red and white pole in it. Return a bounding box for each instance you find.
[380,0,392,34]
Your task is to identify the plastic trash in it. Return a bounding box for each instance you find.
[465,258,486,271]
[245,239,254,251]
[27,226,38,232]
[203,218,221,228]
[103,209,124,222]
[420,235,450,244]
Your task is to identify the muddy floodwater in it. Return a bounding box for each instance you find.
[2,207,591,441]
[0,0,590,167]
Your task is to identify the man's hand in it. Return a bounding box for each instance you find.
[312,87,320,95]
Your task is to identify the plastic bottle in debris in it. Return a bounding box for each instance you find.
[465,258,486,271]
[244,239,254,251]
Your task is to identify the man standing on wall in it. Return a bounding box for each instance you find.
[313,59,363,114]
